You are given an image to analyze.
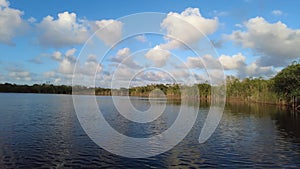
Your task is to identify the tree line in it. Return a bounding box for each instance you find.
[0,83,72,94]
[0,62,299,107]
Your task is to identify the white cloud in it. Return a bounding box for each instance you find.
[0,0,26,45]
[43,71,56,78]
[186,56,202,68]
[139,71,171,82]
[65,48,76,57]
[37,11,89,48]
[56,48,78,74]
[92,19,123,46]
[49,48,76,63]
[235,24,243,28]
[80,54,102,76]
[160,8,218,49]
[185,53,274,78]
[36,11,123,48]
[185,55,226,84]
[187,54,220,69]
[54,78,61,84]
[226,17,300,67]
[271,10,283,16]
[27,17,36,23]
[58,58,75,74]
[218,53,275,78]
[200,54,219,69]
[52,51,62,61]
[145,45,171,67]
[0,0,9,7]
[239,62,274,78]
[170,69,195,84]
[42,70,72,85]
[111,48,141,69]
[49,48,102,80]
[112,65,135,81]
[219,53,246,70]
[116,47,130,57]
[86,54,97,62]
[135,35,147,42]
[9,71,31,81]
[9,71,29,77]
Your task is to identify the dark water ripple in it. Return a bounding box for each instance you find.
[0,93,300,168]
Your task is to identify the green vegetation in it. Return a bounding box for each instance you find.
[129,83,210,100]
[272,61,300,103]
[1,62,299,108]
[226,76,279,104]
[0,83,72,94]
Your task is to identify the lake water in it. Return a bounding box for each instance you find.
[0,93,299,168]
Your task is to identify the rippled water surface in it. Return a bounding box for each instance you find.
[0,93,300,168]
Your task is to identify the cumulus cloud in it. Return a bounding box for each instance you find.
[91,19,123,46]
[185,53,274,78]
[226,17,300,67]
[43,71,56,78]
[187,54,220,69]
[80,54,102,76]
[27,17,36,23]
[41,48,76,64]
[0,0,27,45]
[160,8,218,49]
[186,56,202,68]
[42,70,72,85]
[138,71,171,82]
[198,54,221,69]
[219,53,246,70]
[235,24,243,28]
[112,65,135,81]
[170,69,200,84]
[52,51,62,61]
[145,45,171,67]
[0,0,9,7]
[171,69,189,79]
[239,62,275,78]
[58,58,75,74]
[45,48,102,80]
[218,53,275,78]
[109,66,180,87]
[53,78,61,84]
[37,12,90,48]
[57,48,77,74]
[65,48,76,57]
[36,10,123,48]
[116,47,130,57]
[55,50,102,78]
[111,48,141,69]
[135,35,147,42]
[9,71,31,81]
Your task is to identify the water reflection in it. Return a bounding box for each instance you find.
[0,94,299,168]
[273,110,300,140]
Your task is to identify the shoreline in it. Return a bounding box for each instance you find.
[0,91,294,109]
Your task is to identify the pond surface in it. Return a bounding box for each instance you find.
[0,93,299,168]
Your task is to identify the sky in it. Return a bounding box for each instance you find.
[0,0,300,87]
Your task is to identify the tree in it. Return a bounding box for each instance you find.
[273,62,300,102]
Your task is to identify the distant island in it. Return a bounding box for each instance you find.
[1,62,299,110]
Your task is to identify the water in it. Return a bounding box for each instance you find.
[0,93,299,168]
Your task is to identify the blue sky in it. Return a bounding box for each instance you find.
[0,0,300,86]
